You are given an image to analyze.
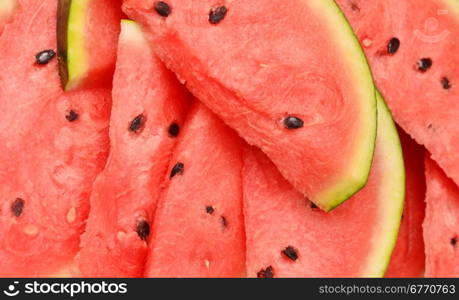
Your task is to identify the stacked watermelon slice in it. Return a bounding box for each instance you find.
[0,0,457,277]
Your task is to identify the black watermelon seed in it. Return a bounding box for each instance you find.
[129,114,145,133]
[257,266,274,278]
[35,49,56,65]
[387,38,400,55]
[136,220,150,241]
[282,246,299,261]
[154,1,171,17]
[11,198,25,217]
[220,216,228,228]
[168,122,180,137]
[209,6,228,24]
[310,201,318,209]
[451,236,457,247]
[206,206,215,215]
[170,162,184,178]
[283,116,304,129]
[65,110,78,122]
[441,77,452,90]
[417,58,432,72]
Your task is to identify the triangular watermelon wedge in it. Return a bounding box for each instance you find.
[336,0,459,191]
[77,20,191,277]
[0,0,111,276]
[144,103,246,277]
[424,156,459,277]
[385,129,426,278]
[123,0,378,211]
[243,95,404,277]
[0,0,17,34]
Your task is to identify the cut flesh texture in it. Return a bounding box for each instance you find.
[424,156,459,277]
[77,20,191,277]
[144,103,246,277]
[386,129,426,277]
[0,0,17,34]
[243,96,404,277]
[0,0,111,276]
[57,0,123,90]
[123,0,377,211]
[336,0,459,189]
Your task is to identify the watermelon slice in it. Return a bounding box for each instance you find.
[336,0,459,190]
[144,102,246,277]
[0,0,17,34]
[386,129,426,278]
[424,156,459,277]
[57,0,123,90]
[123,0,378,211]
[77,20,191,277]
[243,95,404,277]
[0,0,111,277]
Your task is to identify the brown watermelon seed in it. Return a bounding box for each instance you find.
[206,206,215,215]
[417,58,432,72]
[282,246,299,261]
[11,198,25,217]
[283,116,304,129]
[35,49,56,65]
[220,216,228,228]
[451,236,457,247]
[129,114,145,133]
[136,220,150,241]
[387,38,400,55]
[441,77,452,90]
[350,2,360,12]
[310,201,318,209]
[168,122,180,137]
[170,162,184,178]
[209,6,228,24]
[154,1,171,17]
[257,266,274,278]
[65,110,78,122]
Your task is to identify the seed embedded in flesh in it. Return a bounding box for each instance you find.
[209,6,228,24]
[282,246,299,261]
[35,49,56,65]
[451,236,458,247]
[283,116,304,129]
[257,266,274,278]
[65,110,79,122]
[170,162,184,178]
[154,1,171,17]
[387,38,400,55]
[136,220,150,241]
[206,206,215,215]
[220,216,228,228]
[417,58,433,72]
[441,77,452,90]
[129,114,145,133]
[11,198,25,217]
[168,122,180,137]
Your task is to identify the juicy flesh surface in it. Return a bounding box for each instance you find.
[122,0,377,210]
[77,20,191,277]
[337,0,459,189]
[0,0,110,277]
[385,129,426,278]
[243,98,404,277]
[424,157,459,277]
[145,103,246,278]
[65,0,122,90]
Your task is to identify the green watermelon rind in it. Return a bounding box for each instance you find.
[363,93,405,277]
[312,0,377,211]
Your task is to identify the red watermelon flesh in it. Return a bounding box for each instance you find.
[0,0,17,35]
[336,0,459,189]
[77,20,191,278]
[243,97,404,277]
[0,0,111,277]
[386,129,426,278]
[122,0,378,211]
[144,102,246,277]
[424,156,459,277]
